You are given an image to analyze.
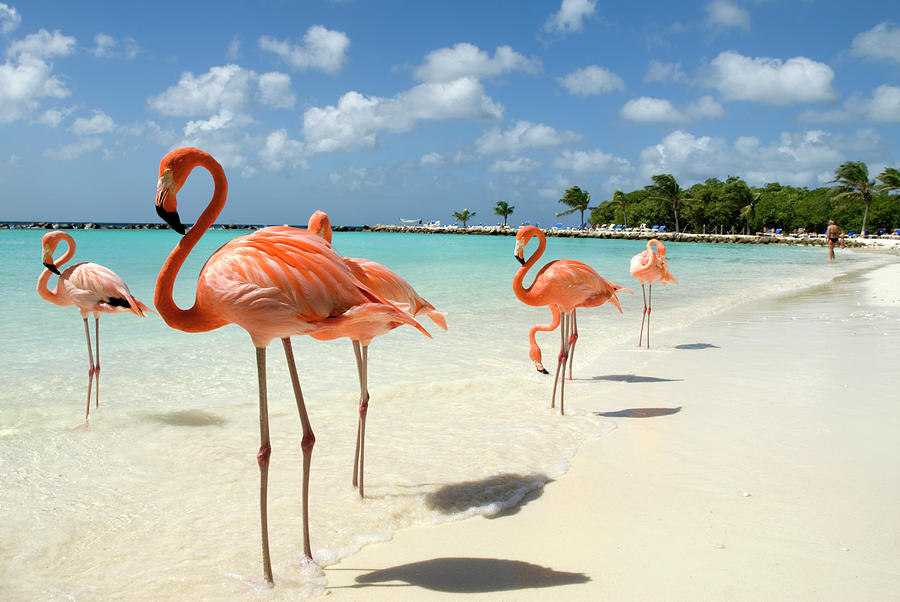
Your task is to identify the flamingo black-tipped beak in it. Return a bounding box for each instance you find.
[538,367,550,374]
[156,203,186,235]
[515,254,525,265]
[43,261,60,275]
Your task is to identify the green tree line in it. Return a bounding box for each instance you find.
[588,162,900,236]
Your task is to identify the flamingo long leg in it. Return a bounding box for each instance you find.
[638,283,647,347]
[282,338,315,562]
[94,316,100,409]
[351,341,370,498]
[254,347,274,585]
[647,283,653,349]
[550,312,565,409]
[567,309,578,380]
[82,317,95,420]
[561,313,571,415]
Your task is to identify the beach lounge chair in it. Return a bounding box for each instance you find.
[658,225,666,232]
[847,230,857,237]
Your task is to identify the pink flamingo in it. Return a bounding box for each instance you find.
[37,230,151,419]
[307,210,446,498]
[513,226,630,414]
[153,148,429,585]
[629,238,678,348]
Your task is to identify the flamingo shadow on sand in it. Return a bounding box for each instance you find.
[590,374,683,383]
[343,558,590,593]
[675,343,720,350]
[425,473,550,519]
[595,407,682,418]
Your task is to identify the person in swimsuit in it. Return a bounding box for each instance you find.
[826,220,842,261]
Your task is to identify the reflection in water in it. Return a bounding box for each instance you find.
[353,557,590,592]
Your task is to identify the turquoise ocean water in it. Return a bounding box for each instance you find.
[0,228,891,598]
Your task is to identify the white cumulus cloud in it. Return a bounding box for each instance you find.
[489,157,542,173]
[259,25,349,73]
[559,65,625,96]
[44,137,103,161]
[414,43,540,83]
[0,3,21,34]
[7,29,75,59]
[702,51,836,105]
[0,54,70,123]
[552,149,632,173]
[476,121,582,155]
[851,22,900,65]
[705,0,750,30]
[303,77,503,153]
[70,110,116,135]
[621,97,683,122]
[259,129,306,171]
[636,129,865,187]
[644,60,688,84]
[420,152,444,167]
[543,0,596,34]
[89,33,139,59]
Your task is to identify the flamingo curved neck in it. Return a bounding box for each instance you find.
[513,230,546,304]
[155,151,229,333]
[37,232,76,306]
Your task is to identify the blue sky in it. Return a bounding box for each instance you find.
[1,0,898,226]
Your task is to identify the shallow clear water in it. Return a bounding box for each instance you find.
[0,228,889,598]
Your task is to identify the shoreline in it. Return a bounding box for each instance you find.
[4,220,899,249]
[323,260,900,600]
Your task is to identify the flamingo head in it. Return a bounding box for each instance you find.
[307,210,333,244]
[40,231,64,274]
[155,150,196,235]
[514,225,540,264]
[529,344,549,374]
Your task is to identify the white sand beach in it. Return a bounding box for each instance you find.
[324,258,900,600]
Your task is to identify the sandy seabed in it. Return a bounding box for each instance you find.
[323,257,900,600]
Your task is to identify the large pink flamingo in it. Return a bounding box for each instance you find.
[306,210,446,498]
[513,226,630,414]
[153,148,429,585]
[37,230,151,419]
[629,238,678,348]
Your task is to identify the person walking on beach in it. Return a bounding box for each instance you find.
[826,220,843,261]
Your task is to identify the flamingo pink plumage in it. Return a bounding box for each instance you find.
[37,230,151,419]
[306,209,445,498]
[513,226,630,414]
[153,148,429,585]
[629,238,678,348]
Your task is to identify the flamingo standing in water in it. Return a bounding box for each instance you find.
[629,238,678,348]
[153,148,429,585]
[306,210,446,498]
[513,226,630,414]
[37,230,151,419]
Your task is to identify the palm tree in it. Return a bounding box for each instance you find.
[739,192,760,235]
[647,174,690,233]
[452,208,476,228]
[493,201,515,226]
[556,185,592,228]
[829,161,876,237]
[611,190,627,228]
[877,166,900,193]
